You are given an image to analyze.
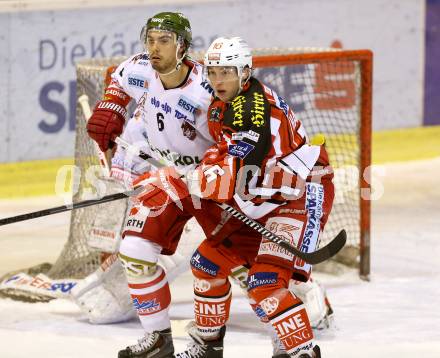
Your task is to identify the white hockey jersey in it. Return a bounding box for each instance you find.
[110,53,215,176]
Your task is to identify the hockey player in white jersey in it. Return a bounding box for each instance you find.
[86,12,217,358]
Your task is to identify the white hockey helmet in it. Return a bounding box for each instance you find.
[204,37,252,87]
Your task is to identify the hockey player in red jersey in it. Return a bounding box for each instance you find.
[164,37,334,357]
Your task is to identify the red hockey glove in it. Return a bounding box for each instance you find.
[86,101,127,152]
[133,167,189,208]
[187,143,236,203]
[192,162,235,202]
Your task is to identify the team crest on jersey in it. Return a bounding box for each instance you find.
[209,107,222,122]
[181,121,197,141]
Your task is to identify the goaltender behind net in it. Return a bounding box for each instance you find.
[81,11,334,358]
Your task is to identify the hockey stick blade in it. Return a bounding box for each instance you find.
[0,187,142,227]
[220,202,347,265]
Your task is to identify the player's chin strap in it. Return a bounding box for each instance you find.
[234,68,252,99]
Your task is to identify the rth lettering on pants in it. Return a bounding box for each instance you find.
[125,218,145,231]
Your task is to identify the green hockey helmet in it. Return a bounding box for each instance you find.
[140,12,192,46]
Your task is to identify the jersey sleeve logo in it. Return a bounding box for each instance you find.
[128,75,149,90]
[209,107,222,122]
[228,141,255,159]
[231,130,260,143]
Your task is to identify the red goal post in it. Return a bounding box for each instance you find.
[252,49,372,278]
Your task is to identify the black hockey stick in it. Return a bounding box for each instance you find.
[114,136,347,265]
[219,203,346,265]
[0,187,142,227]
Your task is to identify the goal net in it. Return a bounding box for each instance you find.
[1,48,372,299]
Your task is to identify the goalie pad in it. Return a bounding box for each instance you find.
[0,271,79,303]
[86,178,129,253]
[289,277,334,330]
[88,124,154,253]
[70,254,195,325]
[70,254,135,324]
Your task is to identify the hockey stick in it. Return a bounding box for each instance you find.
[0,187,142,227]
[114,136,347,265]
[218,204,346,265]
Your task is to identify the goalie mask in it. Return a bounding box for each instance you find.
[204,36,253,90]
[140,12,192,75]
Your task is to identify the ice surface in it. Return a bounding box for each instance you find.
[1,158,440,357]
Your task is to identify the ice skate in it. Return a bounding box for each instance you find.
[174,322,226,358]
[118,328,174,358]
[271,332,289,358]
[298,345,321,358]
[313,297,335,331]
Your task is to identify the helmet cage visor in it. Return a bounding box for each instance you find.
[205,66,240,83]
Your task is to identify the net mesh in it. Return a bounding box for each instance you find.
[46,48,370,280]
[255,61,363,265]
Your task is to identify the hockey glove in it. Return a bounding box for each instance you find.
[133,167,189,208]
[186,143,236,203]
[87,101,127,152]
